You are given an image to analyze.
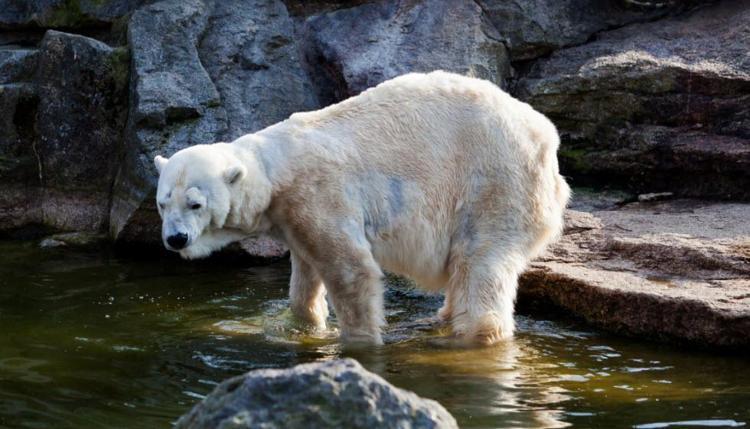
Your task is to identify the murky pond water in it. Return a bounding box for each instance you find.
[0,240,748,429]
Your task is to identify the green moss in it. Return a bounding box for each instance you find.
[109,14,131,46]
[559,147,592,174]
[47,0,87,28]
[105,46,130,93]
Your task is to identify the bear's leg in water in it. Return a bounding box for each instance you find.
[289,252,329,331]
[447,242,527,345]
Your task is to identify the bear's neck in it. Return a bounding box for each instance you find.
[233,123,301,190]
[221,139,277,234]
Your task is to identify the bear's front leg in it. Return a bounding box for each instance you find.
[285,211,385,345]
[323,258,386,345]
[289,252,329,331]
[301,232,385,345]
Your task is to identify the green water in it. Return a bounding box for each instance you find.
[0,240,748,429]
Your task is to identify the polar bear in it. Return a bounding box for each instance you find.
[153,71,569,346]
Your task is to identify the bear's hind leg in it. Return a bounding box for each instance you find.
[448,245,527,346]
[289,252,329,331]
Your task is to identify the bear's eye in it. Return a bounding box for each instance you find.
[189,203,202,210]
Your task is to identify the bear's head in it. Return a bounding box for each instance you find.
[153,143,271,259]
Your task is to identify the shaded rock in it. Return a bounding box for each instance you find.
[0,0,148,30]
[0,82,37,179]
[34,31,127,186]
[0,30,127,232]
[39,231,107,248]
[0,46,38,83]
[0,77,37,230]
[282,0,373,17]
[477,0,680,61]
[520,199,750,348]
[34,30,128,230]
[637,192,673,202]
[516,1,750,199]
[301,0,510,104]
[109,0,317,256]
[176,358,457,429]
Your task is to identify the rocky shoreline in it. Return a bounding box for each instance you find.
[521,199,750,349]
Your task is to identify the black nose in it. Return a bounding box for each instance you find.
[167,233,188,250]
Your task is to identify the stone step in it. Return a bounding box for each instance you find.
[519,200,750,349]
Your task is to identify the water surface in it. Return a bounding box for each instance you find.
[0,240,748,428]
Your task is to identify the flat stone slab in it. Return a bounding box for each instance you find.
[519,199,750,348]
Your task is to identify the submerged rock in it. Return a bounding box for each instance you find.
[516,1,750,199]
[520,200,750,348]
[176,358,457,429]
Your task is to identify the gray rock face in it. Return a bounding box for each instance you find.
[477,0,677,61]
[301,0,510,104]
[0,30,127,232]
[198,0,318,142]
[516,1,750,199]
[109,0,316,253]
[176,358,458,429]
[520,200,750,348]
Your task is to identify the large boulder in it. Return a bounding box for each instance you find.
[34,30,128,230]
[519,200,750,348]
[0,30,127,232]
[300,0,511,104]
[515,1,750,199]
[176,358,458,429]
[109,0,316,253]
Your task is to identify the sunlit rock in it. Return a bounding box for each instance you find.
[520,200,750,348]
[176,358,458,429]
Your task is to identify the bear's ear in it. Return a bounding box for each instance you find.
[223,164,246,185]
[154,155,168,175]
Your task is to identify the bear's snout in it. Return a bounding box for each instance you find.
[166,233,189,250]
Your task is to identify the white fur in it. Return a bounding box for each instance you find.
[154,71,570,346]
